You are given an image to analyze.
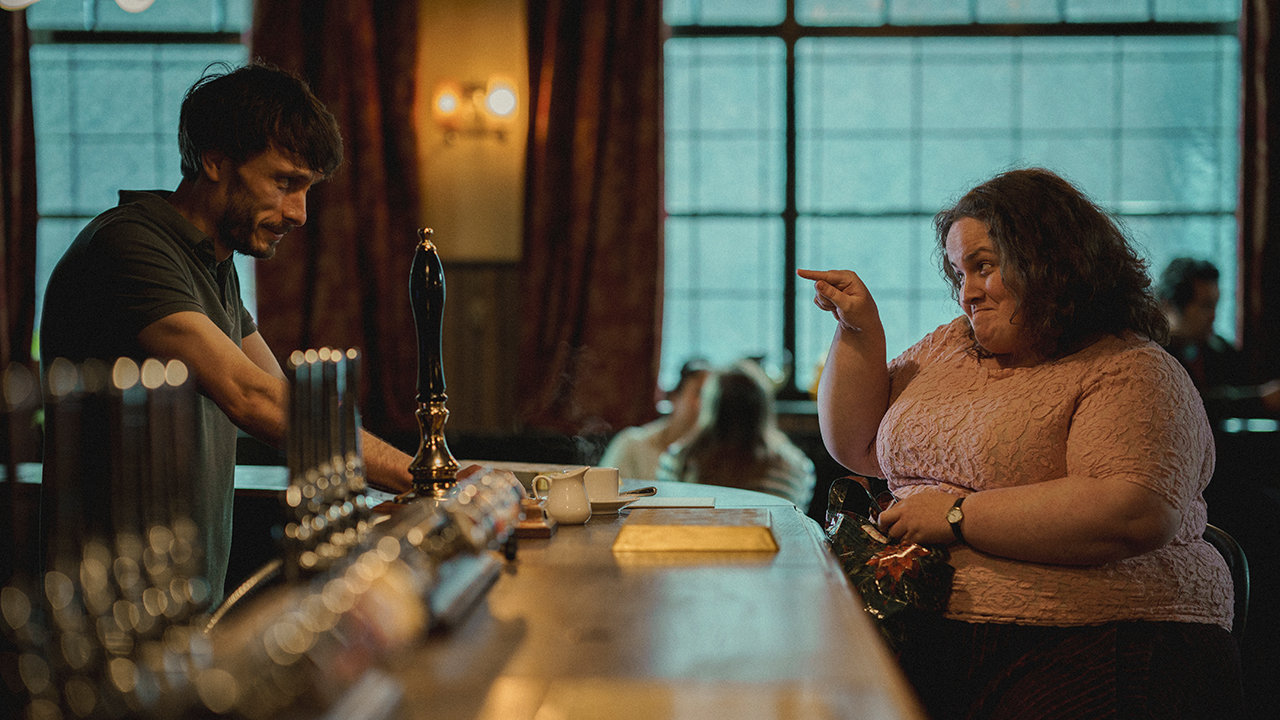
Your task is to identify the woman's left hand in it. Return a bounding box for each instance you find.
[877,490,962,546]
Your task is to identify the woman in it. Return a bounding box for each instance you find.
[799,168,1241,718]
[599,358,710,480]
[656,361,815,509]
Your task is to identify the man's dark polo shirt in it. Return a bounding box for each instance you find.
[40,190,256,604]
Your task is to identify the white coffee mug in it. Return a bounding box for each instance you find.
[531,467,591,525]
[584,467,621,502]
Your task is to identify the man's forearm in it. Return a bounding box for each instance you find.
[360,429,413,494]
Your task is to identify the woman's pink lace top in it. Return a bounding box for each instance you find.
[879,317,1233,629]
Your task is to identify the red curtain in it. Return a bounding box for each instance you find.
[1,8,36,370]
[518,0,665,436]
[1240,0,1280,376]
[250,0,423,438]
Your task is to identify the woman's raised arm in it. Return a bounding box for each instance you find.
[797,268,891,477]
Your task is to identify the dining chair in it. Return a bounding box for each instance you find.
[1203,523,1249,644]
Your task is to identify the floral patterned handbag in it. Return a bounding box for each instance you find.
[824,475,955,651]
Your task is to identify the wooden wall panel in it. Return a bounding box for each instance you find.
[438,263,523,433]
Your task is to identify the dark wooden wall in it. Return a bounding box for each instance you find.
[436,263,523,434]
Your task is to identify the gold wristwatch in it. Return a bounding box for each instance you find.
[946,496,966,544]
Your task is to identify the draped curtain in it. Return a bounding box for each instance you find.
[1,8,36,371]
[518,0,665,436]
[1240,0,1280,377]
[250,0,423,437]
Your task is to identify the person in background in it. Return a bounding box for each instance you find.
[1157,257,1280,423]
[40,62,414,604]
[656,360,816,509]
[800,167,1240,718]
[599,358,710,480]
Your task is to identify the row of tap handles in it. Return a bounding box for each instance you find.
[2,350,523,719]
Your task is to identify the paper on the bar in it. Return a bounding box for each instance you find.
[458,460,581,488]
[626,496,715,509]
[612,508,778,552]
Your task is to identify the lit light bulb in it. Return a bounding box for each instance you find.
[436,91,458,115]
[485,83,517,118]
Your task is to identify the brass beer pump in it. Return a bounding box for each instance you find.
[406,227,460,498]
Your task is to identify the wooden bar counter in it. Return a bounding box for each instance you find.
[387,478,926,720]
[2,464,924,718]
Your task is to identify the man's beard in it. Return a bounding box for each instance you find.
[217,192,282,260]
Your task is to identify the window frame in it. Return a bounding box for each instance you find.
[26,0,250,357]
[665,2,1240,399]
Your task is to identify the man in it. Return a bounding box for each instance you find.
[40,63,413,603]
[1157,257,1280,423]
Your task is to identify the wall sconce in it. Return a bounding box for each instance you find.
[432,77,519,144]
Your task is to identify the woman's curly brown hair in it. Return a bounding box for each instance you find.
[934,167,1168,360]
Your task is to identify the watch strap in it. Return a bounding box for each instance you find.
[948,496,966,544]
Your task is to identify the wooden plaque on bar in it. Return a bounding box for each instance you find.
[611,508,779,552]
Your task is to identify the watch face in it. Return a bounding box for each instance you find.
[947,507,963,524]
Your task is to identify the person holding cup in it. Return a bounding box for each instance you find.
[656,360,815,509]
[600,358,710,481]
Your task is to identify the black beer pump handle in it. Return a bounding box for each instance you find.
[410,227,447,404]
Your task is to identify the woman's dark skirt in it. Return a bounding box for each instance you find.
[895,615,1245,719]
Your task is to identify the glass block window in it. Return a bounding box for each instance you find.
[663,0,1241,394]
[26,0,251,356]
[664,37,788,378]
[664,0,786,26]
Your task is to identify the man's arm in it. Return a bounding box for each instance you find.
[139,312,412,493]
[360,433,413,494]
[140,312,288,444]
[241,330,287,382]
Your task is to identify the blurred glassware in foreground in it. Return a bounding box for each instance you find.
[3,357,213,719]
[2,354,524,719]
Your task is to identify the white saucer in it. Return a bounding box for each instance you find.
[590,497,638,514]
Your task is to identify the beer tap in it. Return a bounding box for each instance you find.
[406,227,459,499]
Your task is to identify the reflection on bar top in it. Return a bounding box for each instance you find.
[0,462,294,489]
[3,462,801,511]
